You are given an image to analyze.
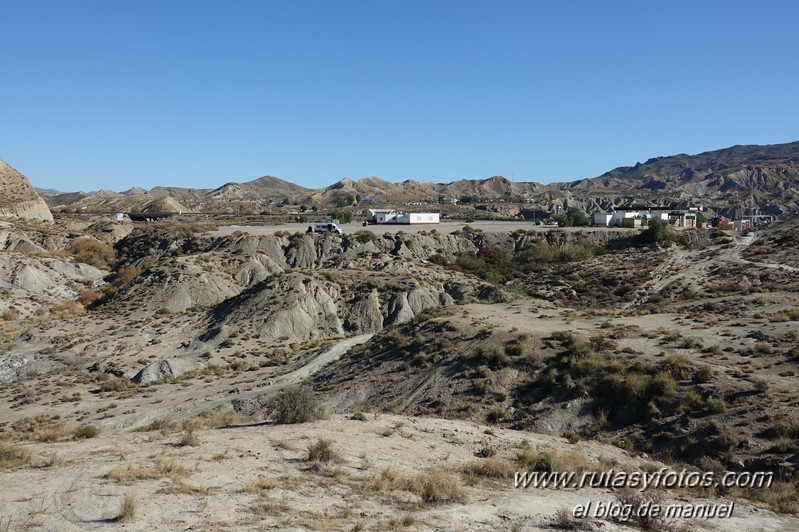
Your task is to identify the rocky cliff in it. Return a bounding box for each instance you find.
[0,159,53,222]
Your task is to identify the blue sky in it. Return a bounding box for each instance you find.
[1,1,797,192]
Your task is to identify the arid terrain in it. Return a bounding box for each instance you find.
[1,150,799,531]
[32,141,799,220]
[1,210,798,531]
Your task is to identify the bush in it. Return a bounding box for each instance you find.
[74,425,100,439]
[353,230,377,243]
[639,218,670,244]
[466,344,510,369]
[693,365,714,383]
[306,438,340,463]
[661,354,693,380]
[67,237,115,269]
[330,209,353,223]
[553,208,589,227]
[265,384,325,424]
[410,469,466,504]
[0,441,32,470]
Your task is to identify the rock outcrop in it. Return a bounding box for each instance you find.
[0,159,53,222]
[132,358,205,385]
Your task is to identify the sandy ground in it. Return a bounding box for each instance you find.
[2,414,796,531]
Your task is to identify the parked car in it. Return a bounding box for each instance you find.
[307,223,343,234]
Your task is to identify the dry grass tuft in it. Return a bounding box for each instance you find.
[104,454,186,483]
[242,476,279,494]
[0,441,32,470]
[115,492,137,522]
[159,479,210,495]
[409,469,467,505]
[462,457,516,479]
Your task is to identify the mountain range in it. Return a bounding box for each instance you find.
[26,141,799,217]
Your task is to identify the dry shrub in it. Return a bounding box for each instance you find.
[0,441,32,469]
[410,469,467,504]
[79,289,102,306]
[176,430,199,447]
[516,446,553,472]
[75,425,100,439]
[104,454,186,483]
[50,300,85,316]
[614,488,667,530]
[661,355,693,380]
[67,237,115,269]
[159,479,209,495]
[34,423,76,443]
[109,265,141,290]
[462,457,516,479]
[242,476,278,494]
[552,448,595,474]
[1,308,19,321]
[135,418,176,434]
[306,438,340,463]
[746,481,799,514]
[370,467,412,493]
[516,445,595,475]
[185,408,239,429]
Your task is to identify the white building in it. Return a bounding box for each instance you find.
[372,211,440,224]
[592,212,613,227]
[610,210,639,227]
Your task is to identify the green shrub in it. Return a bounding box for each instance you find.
[265,384,325,424]
[330,209,353,223]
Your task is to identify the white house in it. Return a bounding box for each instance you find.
[592,212,613,227]
[610,211,639,227]
[372,211,440,224]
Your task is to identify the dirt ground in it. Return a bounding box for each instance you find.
[2,414,796,531]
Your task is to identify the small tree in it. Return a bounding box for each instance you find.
[640,218,670,244]
[265,384,324,424]
[553,208,589,227]
[330,209,353,223]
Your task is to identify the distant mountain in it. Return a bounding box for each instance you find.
[557,141,799,215]
[24,141,799,216]
[34,187,66,195]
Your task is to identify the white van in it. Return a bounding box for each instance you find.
[308,223,343,234]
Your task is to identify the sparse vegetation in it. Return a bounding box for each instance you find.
[115,492,137,522]
[265,384,326,424]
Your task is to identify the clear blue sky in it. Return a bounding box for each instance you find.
[1,1,797,192]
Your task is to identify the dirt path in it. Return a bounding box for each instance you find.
[621,232,764,312]
[269,333,374,386]
[113,333,374,430]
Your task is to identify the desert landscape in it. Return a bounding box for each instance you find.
[1,144,798,531]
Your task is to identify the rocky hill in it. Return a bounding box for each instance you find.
[558,141,799,215]
[0,159,53,222]
[28,140,799,217]
[1,216,799,528]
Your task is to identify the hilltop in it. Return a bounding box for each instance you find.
[29,141,799,219]
[0,159,53,222]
